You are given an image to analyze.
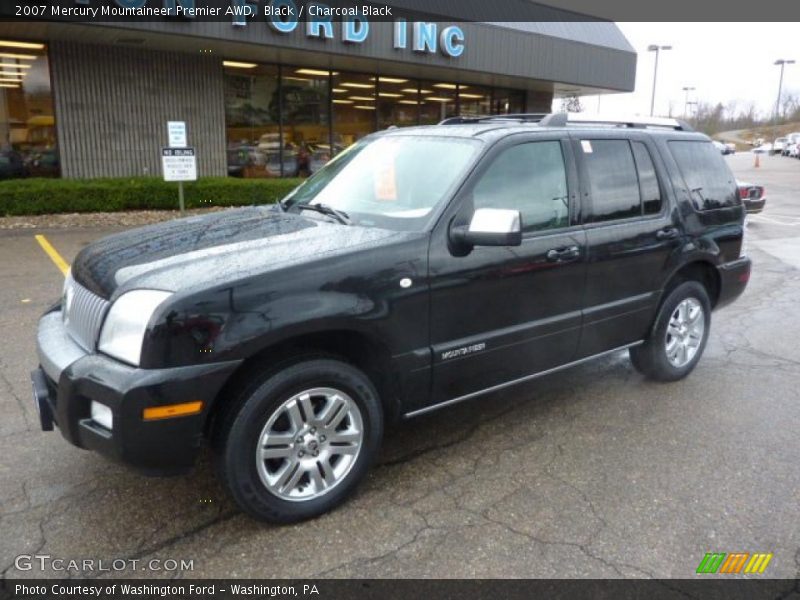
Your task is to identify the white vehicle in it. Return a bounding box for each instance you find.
[782,133,800,156]
[773,137,788,155]
[753,143,773,154]
[788,143,800,158]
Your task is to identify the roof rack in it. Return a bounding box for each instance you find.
[439,112,694,132]
[539,112,694,131]
[438,113,549,125]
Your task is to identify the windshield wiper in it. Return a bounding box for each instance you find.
[297,203,351,225]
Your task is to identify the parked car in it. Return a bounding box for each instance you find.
[227,144,297,178]
[772,138,788,155]
[784,133,800,156]
[753,143,773,154]
[724,142,736,154]
[788,142,800,158]
[737,181,766,214]
[32,114,751,523]
[0,149,27,179]
[25,149,60,178]
[712,140,735,155]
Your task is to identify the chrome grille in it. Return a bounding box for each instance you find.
[63,276,109,352]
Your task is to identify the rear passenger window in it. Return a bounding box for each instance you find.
[631,142,662,215]
[473,141,569,233]
[668,141,739,210]
[581,140,641,222]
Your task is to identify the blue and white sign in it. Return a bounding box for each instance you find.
[167,121,187,148]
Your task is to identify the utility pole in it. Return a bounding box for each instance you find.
[682,86,696,119]
[774,59,795,124]
[648,44,672,116]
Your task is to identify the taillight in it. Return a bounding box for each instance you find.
[737,186,749,201]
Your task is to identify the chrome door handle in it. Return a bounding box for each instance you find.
[656,227,679,240]
[546,245,580,262]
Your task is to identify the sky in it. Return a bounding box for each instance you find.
[569,23,800,120]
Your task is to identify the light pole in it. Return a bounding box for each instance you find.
[648,44,672,116]
[774,59,795,123]
[682,86,696,118]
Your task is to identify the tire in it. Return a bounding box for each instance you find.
[215,358,383,523]
[629,281,711,382]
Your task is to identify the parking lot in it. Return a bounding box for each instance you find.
[1,152,799,579]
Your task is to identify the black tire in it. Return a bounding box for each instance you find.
[215,358,383,523]
[629,281,711,382]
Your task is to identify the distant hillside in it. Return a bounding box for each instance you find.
[715,122,800,149]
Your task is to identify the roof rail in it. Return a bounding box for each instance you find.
[539,112,694,131]
[438,113,549,125]
[438,112,694,131]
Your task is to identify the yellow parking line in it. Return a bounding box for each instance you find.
[34,234,70,276]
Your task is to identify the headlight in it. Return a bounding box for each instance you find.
[98,290,172,366]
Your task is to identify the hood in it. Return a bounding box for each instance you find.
[71,206,405,298]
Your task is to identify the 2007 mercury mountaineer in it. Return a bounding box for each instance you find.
[32,113,751,522]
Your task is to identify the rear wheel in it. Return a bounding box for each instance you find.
[215,358,383,523]
[630,281,711,382]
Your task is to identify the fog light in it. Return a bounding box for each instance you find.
[90,401,113,430]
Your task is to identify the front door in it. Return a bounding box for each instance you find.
[420,135,588,411]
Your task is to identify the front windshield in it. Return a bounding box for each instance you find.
[281,135,482,231]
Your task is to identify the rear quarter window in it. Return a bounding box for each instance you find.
[668,140,739,210]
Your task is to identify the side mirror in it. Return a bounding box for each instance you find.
[452,208,523,248]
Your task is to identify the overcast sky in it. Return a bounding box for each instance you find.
[571,23,800,119]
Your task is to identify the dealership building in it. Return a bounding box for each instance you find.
[0,10,636,179]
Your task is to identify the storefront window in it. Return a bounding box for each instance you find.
[283,68,330,177]
[458,85,492,117]
[331,71,375,159]
[377,76,419,130]
[0,41,58,178]
[223,59,529,177]
[419,81,458,124]
[492,88,526,114]
[224,63,282,178]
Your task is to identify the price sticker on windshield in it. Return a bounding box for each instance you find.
[374,154,398,201]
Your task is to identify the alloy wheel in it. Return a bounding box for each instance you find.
[665,297,705,368]
[256,387,363,502]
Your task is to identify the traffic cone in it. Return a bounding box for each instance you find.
[754,153,760,168]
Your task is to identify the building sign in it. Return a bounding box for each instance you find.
[162,147,197,182]
[69,0,465,58]
[167,121,187,148]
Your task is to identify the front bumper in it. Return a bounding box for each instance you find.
[34,310,241,474]
[716,257,752,309]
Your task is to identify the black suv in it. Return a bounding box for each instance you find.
[32,113,751,523]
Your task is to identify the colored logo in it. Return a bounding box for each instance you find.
[696,552,773,574]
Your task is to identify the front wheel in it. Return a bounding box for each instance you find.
[215,358,383,523]
[630,281,711,382]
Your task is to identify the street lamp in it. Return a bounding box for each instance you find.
[774,59,795,123]
[682,86,696,118]
[648,44,672,116]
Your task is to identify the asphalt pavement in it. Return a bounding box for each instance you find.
[1,152,799,579]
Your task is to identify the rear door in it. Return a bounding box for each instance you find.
[572,132,682,357]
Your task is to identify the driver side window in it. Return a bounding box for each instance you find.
[472,141,569,233]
